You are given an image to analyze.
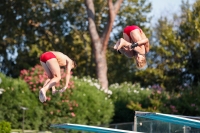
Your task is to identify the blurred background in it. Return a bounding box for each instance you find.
[0,0,200,132]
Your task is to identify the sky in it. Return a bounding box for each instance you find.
[150,0,196,24]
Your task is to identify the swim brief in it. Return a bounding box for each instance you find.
[40,52,56,63]
[123,25,141,38]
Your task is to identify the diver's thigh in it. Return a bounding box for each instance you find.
[130,29,142,42]
[46,58,61,78]
[123,33,131,42]
[40,61,53,78]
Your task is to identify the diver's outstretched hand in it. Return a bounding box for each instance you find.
[59,86,67,93]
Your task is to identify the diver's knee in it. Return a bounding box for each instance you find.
[54,75,61,82]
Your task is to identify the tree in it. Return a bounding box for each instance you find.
[0,0,152,89]
[178,0,200,86]
[85,0,123,90]
[85,0,152,89]
[0,0,68,77]
[137,17,188,91]
[135,0,200,91]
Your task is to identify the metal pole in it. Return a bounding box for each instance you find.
[115,124,118,129]
[150,122,153,133]
[134,115,137,131]
[22,109,24,133]
[20,107,28,133]
[183,126,186,133]
[168,123,171,133]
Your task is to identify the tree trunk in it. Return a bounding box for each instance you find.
[85,0,123,90]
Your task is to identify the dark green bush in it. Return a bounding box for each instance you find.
[71,76,114,125]
[0,73,43,130]
[0,121,11,133]
[110,81,200,124]
[51,76,115,133]
[19,65,114,131]
[164,85,200,116]
[109,82,151,123]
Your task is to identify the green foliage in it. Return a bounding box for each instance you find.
[19,65,114,130]
[165,85,200,116]
[178,0,200,86]
[20,64,78,130]
[0,0,152,86]
[135,0,200,91]
[0,121,11,133]
[109,82,151,123]
[117,0,152,33]
[127,85,170,113]
[2,64,200,132]
[107,55,136,84]
[109,82,200,122]
[0,73,42,130]
[151,84,200,116]
[113,82,200,119]
[71,76,114,125]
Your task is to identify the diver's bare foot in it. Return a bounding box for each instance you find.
[39,88,46,103]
